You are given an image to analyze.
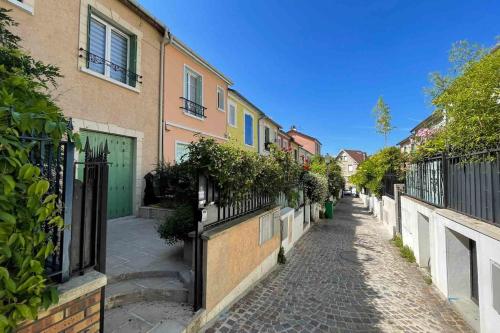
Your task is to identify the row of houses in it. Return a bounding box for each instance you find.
[4,0,321,220]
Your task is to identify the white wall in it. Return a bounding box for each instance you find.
[280,207,309,255]
[382,196,397,238]
[401,195,500,333]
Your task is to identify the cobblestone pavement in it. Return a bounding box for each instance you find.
[206,197,472,333]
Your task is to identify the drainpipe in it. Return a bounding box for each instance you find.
[258,116,265,154]
[158,30,171,165]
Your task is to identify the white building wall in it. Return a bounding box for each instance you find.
[401,195,500,333]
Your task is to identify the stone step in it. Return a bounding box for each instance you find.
[104,301,193,333]
[105,275,189,310]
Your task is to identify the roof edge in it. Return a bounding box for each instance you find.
[171,35,233,85]
[120,0,167,34]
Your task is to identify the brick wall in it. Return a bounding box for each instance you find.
[16,290,101,333]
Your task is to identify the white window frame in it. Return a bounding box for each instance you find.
[175,140,190,164]
[182,65,204,120]
[228,101,237,128]
[183,65,204,104]
[348,165,353,172]
[6,0,34,14]
[88,14,131,85]
[243,110,254,147]
[217,86,225,112]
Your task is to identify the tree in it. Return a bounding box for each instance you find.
[0,9,76,331]
[349,147,404,197]
[418,40,499,155]
[424,40,488,102]
[372,96,394,146]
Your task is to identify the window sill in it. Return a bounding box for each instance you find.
[218,108,225,112]
[5,0,34,14]
[245,143,254,148]
[80,67,140,93]
[183,111,205,121]
[228,123,237,128]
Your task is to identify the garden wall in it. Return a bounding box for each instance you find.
[401,195,500,332]
[382,196,397,237]
[201,206,281,324]
[15,271,106,333]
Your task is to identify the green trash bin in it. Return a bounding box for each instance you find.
[325,200,334,219]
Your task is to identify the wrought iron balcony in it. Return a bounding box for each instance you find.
[79,48,142,84]
[180,97,207,118]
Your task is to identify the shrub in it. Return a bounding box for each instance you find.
[349,147,405,197]
[277,247,286,264]
[0,9,76,331]
[302,172,329,204]
[157,205,196,245]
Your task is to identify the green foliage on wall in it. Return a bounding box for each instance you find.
[349,147,405,197]
[0,9,76,332]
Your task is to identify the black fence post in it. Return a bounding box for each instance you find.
[97,141,109,333]
[61,141,75,282]
[442,152,449,208]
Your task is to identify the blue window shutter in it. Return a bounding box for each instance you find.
[245,114,253,145]
[89,17,106,74]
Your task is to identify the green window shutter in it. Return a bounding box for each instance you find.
[196,76,202,105]
[86,5,93,68]
[129,35,138,87]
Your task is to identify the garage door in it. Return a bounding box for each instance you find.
[79,131,134,219]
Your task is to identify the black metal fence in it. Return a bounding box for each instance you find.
[199,175,274,230]
[405,148,500,225]
[22,131,110,283]
[21,134,74,282]
[71,139,109,277]
[382,173,399,198]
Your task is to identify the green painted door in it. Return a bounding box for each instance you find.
[79,131,134,219]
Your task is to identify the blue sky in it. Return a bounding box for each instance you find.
[138,0,499,155]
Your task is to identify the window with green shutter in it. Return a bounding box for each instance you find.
[86,8,139,88]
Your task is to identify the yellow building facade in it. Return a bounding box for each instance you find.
[227,89,262,152]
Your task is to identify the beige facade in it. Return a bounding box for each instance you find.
[202,207,280,320]
[3,0,166,215]
[336,149,367,189]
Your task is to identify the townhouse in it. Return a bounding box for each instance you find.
[3,0,167,219]
[162,35,233,163]
[227,88,262,152]
[259,115,282,156]
[3,0,324,219]
[336,149,367,190]
[287,126,322,164]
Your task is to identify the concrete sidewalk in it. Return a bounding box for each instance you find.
[106,216,189,277]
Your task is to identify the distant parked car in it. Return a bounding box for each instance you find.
[343,189,351,196]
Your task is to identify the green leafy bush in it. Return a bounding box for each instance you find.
[0,9,75,331]
[157,205,196,246]
[302,172,329,203]
[349,147,405,197]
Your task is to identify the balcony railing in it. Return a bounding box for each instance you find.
[79,48,142,85]
[180,97,206,118]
